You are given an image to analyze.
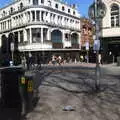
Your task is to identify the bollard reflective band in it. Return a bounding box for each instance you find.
[21,77,26,84]
[27,80,33,92]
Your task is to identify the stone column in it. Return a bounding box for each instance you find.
[41,28,43,43]
[47,28,51,41]
[18,31,20,43]
[40,11,41,21]
[29,28,32,44]
[23,29,27,42]
[30,11,32,22]
[35,10,36,22]
[62,30,65,48]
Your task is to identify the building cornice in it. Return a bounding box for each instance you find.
[0,22,80,34]
[0,5,80,21]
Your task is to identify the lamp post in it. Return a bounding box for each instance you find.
[10,42,14,65]
[85,42,89,63]
[89,0,106,91]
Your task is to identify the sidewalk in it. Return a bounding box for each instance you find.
[25,63,120,120]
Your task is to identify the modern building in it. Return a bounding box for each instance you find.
[0,0,81,64]
[101,0,120,63]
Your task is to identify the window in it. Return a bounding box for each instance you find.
[111,4,119,27]
[10,7,13,14]
[65,34,69,39]
[73,11,75,15]
[36,11,40,21]
[20,3,23,10]
[68,9,70,13]
[3,11,5,17]
[32,11,35,21]
[32,28,41,43]
[41,0,44,4]
[55,4,58,9]
[43,28,48,41]
[48,0,51,6]
[20,31,24,43]
[41,11,44,21]
[33,0,38,5]
[62,6,65,11]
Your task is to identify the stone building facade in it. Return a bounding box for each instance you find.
[101,0,120,63]
[0,0,81,64]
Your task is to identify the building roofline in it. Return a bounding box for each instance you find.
[0,0,21,11]
[0,5,80,21]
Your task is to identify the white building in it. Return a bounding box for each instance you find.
[101,0,120,63]
[0,0,81,64]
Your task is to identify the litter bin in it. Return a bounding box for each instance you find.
[19,72,34,114]
[117,56,120,66]
[0,66,24,108]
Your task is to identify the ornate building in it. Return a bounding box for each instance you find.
[101,0,120,63]
[0,0,81,64]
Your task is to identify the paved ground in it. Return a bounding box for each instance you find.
[24,63,120,120]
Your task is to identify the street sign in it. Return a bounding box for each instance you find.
[88,0,106,20]
[85,42,89,51]
[93,40,100,51]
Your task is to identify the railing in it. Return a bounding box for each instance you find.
[72,44,79,48]
[52,43,63,48]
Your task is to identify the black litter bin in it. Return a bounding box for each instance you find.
[0,66,24,108]
[19,73,34,114]
[25,74,34,112]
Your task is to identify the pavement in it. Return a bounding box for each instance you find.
[0,62,120,120]
[24,62,120,120]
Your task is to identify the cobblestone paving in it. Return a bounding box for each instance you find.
[26,65,120,120]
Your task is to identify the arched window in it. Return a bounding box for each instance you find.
[20,3,23,10]
[10,7,13,14]
[111,4,119,27]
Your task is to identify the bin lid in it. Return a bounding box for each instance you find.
[0,66,24,73]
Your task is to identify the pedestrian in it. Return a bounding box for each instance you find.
[98,54,101,64]
[58,56,62,65]
[52,55,56,65]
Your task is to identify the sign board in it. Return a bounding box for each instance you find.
[10,42,14,51]
[93,40,100,51]
[85,42,89,51]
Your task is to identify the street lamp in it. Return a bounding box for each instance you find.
[88,0,106,91]
[85,42,89,63]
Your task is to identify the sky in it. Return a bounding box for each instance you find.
[0,0,94,17]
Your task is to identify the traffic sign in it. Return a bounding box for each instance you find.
[93,40,100,51]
